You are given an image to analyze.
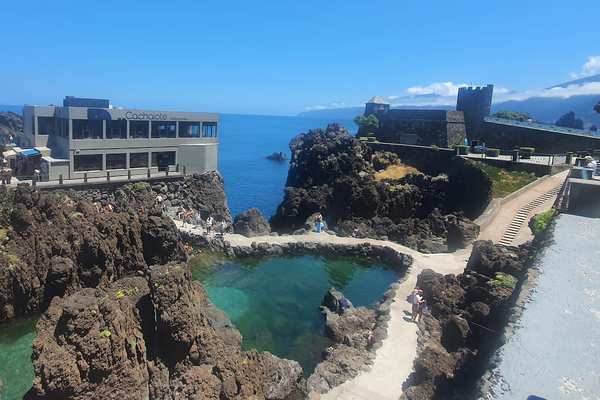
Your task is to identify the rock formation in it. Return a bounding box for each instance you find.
[27,263,303,400]
[233,208,271,237]
[0,111,24,144]
[271,124,491,252]
[0,172,231,322]
[401,240,534,399]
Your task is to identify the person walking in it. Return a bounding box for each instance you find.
[411,289,425,322]
[205,215,214,235]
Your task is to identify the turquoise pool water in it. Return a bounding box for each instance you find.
[191,255,400,374]
[0,255,399,398]
[0,316,37,400]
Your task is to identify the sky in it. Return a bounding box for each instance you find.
[0,0,599,115]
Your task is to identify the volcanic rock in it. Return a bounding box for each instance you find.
[233,208,271,237]
[28,264,303,400]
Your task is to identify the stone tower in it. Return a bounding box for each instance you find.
[364,96,390,117]
[456,84,494,140]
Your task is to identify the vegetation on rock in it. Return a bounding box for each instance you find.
[473,161,537,198]
[556,111,584,129]
[353,114,379,133]
[529,208,557,238]
[492,110,532,122]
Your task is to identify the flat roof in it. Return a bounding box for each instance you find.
[485,116,599,139]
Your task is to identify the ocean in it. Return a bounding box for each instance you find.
[213,113,355,218]
[0,106,354,219]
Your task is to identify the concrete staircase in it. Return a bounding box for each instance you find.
[498,184,562,246]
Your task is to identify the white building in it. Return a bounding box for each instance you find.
[22,96,218,181]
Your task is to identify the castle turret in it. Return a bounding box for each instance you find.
[456,84,493,140]
[365,96,390,117]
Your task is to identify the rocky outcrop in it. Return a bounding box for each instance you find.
[0,183,188,322]
[270,124,490,252]
[233,208,271,237]
[307,283,400,395]
[401,240,535,399]
[321,287,353,315]
[27,263,303,400]
[0,111,24,144]
[72,171,232,226]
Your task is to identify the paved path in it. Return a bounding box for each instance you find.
[174,172,567,399]
[176,221,471,400]
[478,170,568,246]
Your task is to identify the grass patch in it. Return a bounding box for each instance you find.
[473,162,537,198]
[131,182,150,191]
[489,272,517,290]
[374,164,421,181]
[530,208,556,237]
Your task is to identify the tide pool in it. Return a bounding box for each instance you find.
[190,255,400,374]
[0,316,37,400]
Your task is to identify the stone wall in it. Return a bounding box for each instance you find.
[376,110,466,148]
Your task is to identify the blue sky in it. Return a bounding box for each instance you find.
[1,0,599,115]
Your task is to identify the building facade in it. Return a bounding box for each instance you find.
[22,97,218,181]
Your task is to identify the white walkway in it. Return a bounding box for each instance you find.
[175,221,471,400]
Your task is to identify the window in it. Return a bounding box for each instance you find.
[74,154,103,171]
[37,117,55,136]
[130,121,149,139]
[151,151,176,170]
[72,119,103,139]
[202,122,217,137]
[179,121,201,138]
[106,119,127,139]
[59,118,69,138]
[151,121,177,138]
[130,152,149,168]
[106,153,126,170]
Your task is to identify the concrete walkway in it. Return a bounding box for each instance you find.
[173,172,567,399]
[175,222,471,400]
[478,170,568,246]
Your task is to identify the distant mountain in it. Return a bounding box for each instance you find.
[492,95,600,127]
[298,104,454,119]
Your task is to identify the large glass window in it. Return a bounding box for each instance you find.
[202,122,217,137]
[130,121,149,139]
[130,152,149,168]
[72,119,103,139]
[37,117,55,136]
[151,121,177,138]
[179,121,201,138]
[106,119,127,139]
[151,151,176,170]
[74,154,103,171]
[106,153,126,170]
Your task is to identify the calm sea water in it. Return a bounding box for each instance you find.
[485,214,600,400]
[191,255,399,374]
[218,114,355,218]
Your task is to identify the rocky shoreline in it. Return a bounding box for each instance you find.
[400,240,540,399]
[269,124,490,253]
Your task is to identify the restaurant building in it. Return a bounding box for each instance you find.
[21,96,218,181]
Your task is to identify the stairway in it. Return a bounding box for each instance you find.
[498,184,562,246]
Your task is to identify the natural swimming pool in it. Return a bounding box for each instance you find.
[191,254,401,374]
[0,254,401,398]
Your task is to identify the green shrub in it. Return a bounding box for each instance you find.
[99,329,112,338]
[485,148,500,157]
[519,147,535,159]
[490,272,517,290]
[453,145,469,155]
[132,181,150,191]
[529,208,556,237]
